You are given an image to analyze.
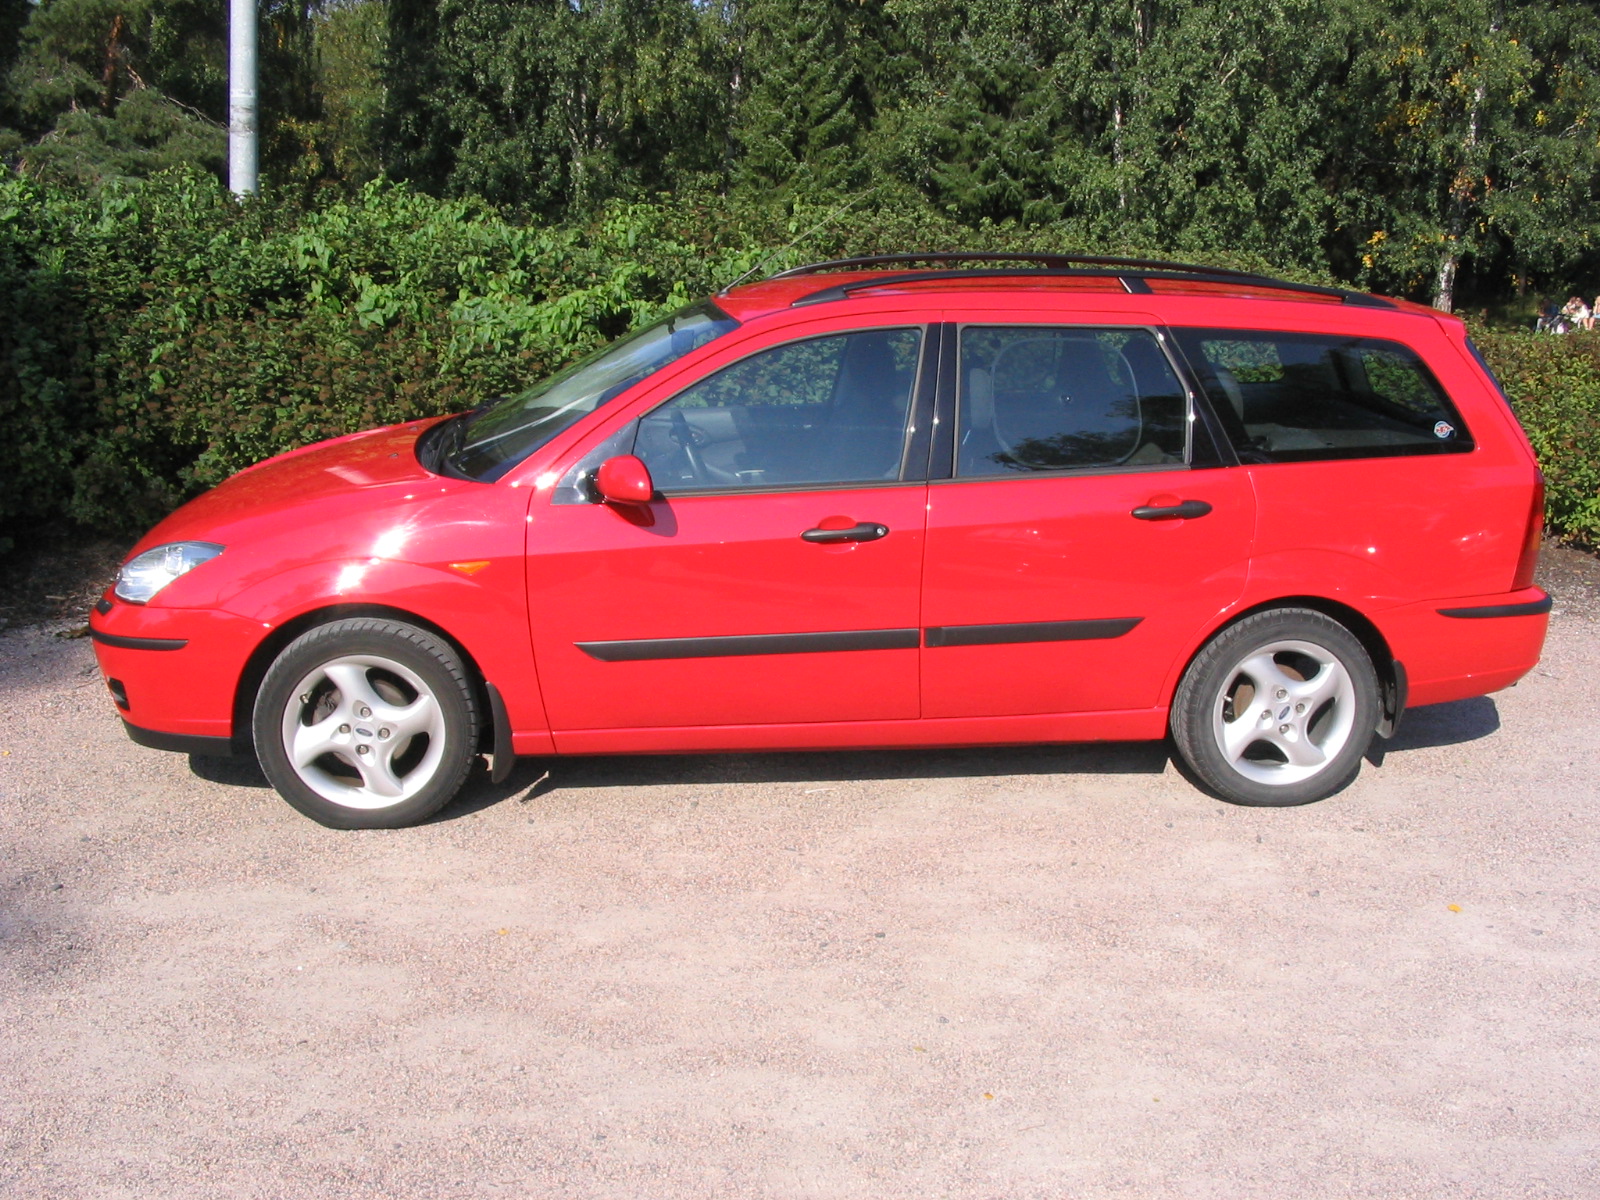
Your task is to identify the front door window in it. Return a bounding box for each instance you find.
[635,327,924,490]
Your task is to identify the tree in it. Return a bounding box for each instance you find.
[730,0,890,195]
[315,0,387,186]
[2,0,332,191]
[382,0,732,215]
[1338,0,1600,310]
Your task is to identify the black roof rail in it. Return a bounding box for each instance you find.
[761,253,1394,311]
[769,252,1270,280]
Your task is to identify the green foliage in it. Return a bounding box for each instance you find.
[3,0,1597,307]
[0,171,774,542]
[384,0,732,210]
[372,0,1600,309]
[0,178,96,545]
[1472,327,1600,546]
[4,168,1596,555]
[4,0,341,193]
[1338,0,1600,308]
[732,0,887,194]
[19,88,224,188]
[313,0,386,186]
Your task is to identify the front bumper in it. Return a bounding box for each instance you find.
[89,594,268,749]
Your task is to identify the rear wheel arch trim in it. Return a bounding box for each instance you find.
[1167,596,1401,725]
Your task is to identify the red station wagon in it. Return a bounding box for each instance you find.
[89,254,1551,828]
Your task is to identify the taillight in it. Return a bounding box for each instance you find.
[1512,473,1545,591]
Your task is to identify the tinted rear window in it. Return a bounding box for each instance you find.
[1172,329,1473,463]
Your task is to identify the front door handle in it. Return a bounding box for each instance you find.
[801,521,890,544]
[1131,499,1213,521]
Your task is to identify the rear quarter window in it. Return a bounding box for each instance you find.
[1172,328,1474,463]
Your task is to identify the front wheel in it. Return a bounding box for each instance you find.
[1171,608,1380,807]
[253,618,480,829]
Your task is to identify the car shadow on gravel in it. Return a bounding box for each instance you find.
[1367,695,1500,763]
[441,698,1502,820]
[434,741,1173,821]
[186,700,1499,822]
[188,755,271,787]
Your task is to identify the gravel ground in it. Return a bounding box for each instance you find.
[3,583,1598,1198]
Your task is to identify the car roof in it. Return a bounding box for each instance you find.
[713,254,1447,325]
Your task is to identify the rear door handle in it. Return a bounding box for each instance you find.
[1131,499,1213,521]
[802,521,890,543]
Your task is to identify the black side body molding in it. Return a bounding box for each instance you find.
[924,617,1143,648]
[91,630,189,651]
[577,628,921,662]
[1436,596,1552,619]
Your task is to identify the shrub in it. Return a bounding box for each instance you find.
[1,170,1597,556]
[0,172,768,542]
[1471,328,1600,547]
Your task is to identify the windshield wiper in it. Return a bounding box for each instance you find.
[421,401,496,477]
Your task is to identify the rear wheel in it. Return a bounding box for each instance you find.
[1171,608,1379,807]
[253,618,479,829]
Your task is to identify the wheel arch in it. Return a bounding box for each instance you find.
[1171,595,1403,736]
[231,603,494,756]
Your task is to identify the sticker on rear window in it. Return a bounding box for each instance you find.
[1433,421,1455,439]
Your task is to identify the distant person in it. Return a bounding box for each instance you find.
[1536,298,1563,333]
[1590,296,1599,332]
[1562,295,1588,331]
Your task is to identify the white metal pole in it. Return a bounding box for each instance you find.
[228,0,258,195]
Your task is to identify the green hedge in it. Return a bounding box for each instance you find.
[1468,327,1600,548]
[2,171,1598,552]
[0,173,783,546]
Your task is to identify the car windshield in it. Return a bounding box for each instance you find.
[447,301,739,481]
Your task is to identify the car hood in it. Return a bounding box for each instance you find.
[131,419,455,553]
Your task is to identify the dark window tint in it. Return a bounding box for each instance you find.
[635,328,922,490]
[957,327,1188,476]
[1172,329,1473,463]
[1464,336,1518,416]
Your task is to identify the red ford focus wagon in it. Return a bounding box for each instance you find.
[90,255,1550,827]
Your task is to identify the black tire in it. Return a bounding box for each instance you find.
[1170,608,1380,807]
[252,618,479,829]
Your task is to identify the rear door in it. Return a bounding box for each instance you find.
[921,313,1255,719]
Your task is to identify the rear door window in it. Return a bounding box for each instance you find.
[1172,328,1474,462]
[956,327,1189,476]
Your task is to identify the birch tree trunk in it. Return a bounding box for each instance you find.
[1433,6,1497,313]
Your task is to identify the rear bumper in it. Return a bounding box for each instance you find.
[1377,586,1551,707]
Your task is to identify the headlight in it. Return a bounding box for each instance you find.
[114,542,225,604]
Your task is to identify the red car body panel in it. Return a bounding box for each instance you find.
[98,419,554,752]
[921,466,1254,718]
[526,483,928,733]
[89,272,1550,777]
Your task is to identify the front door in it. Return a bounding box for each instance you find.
[921,318,1255,719]
[528,324,933,736]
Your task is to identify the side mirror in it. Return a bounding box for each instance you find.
[594,455,654,505]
